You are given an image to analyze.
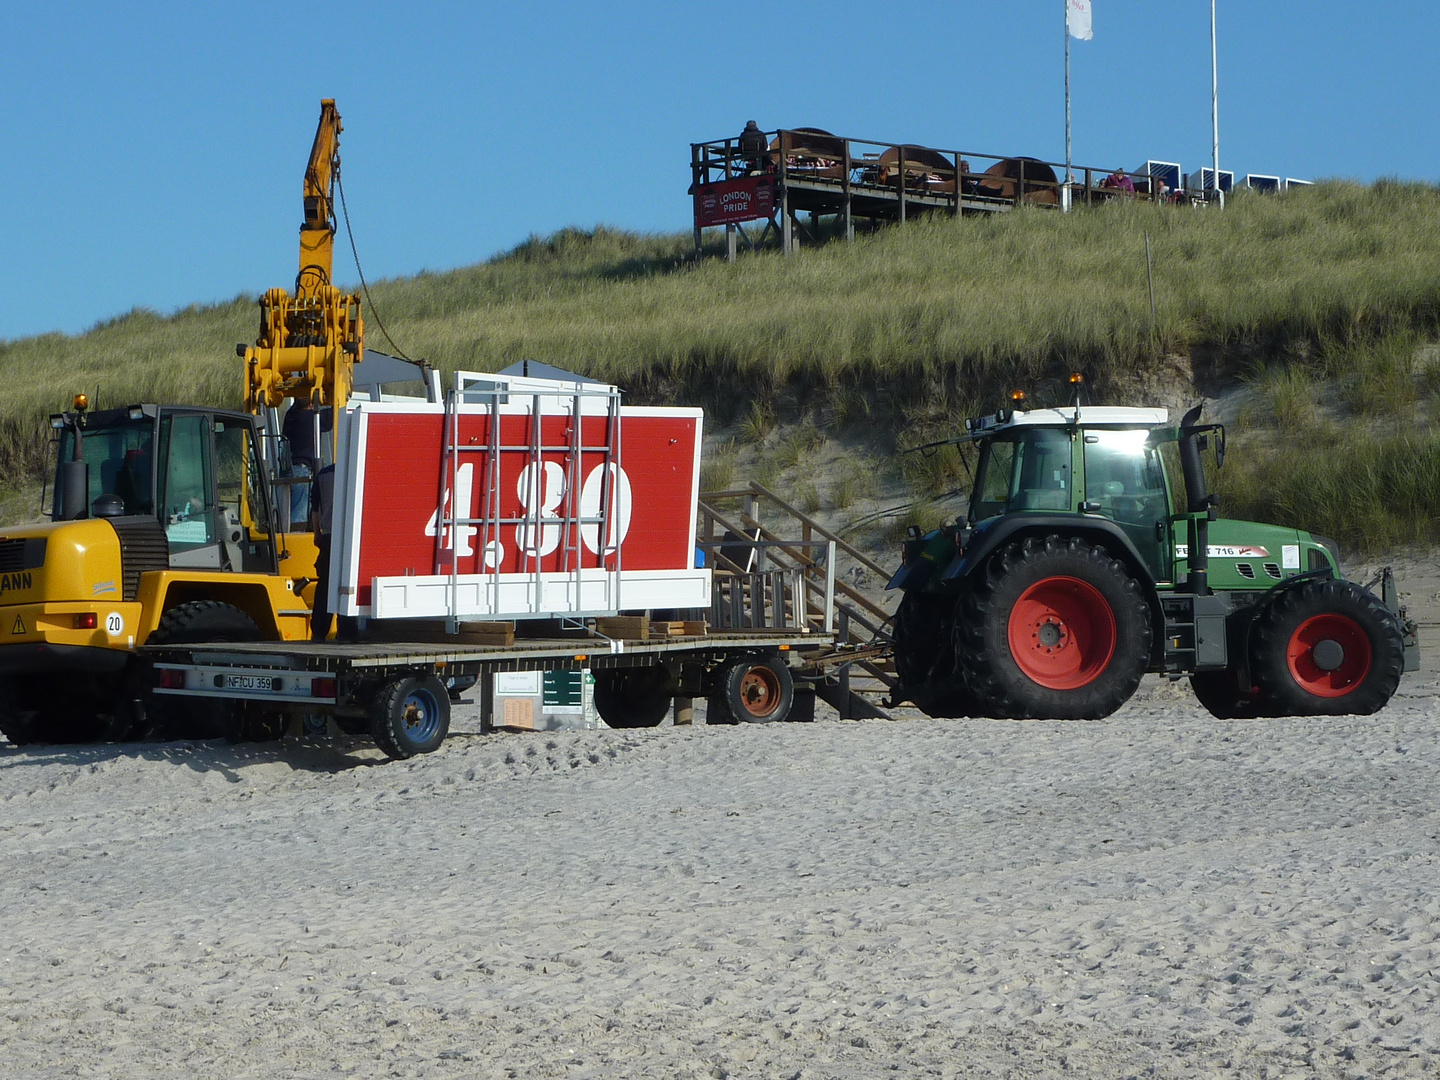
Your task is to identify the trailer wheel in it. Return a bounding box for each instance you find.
[372,674,450,759]
[1251,580,1404,716]
[892,591,979,717]
[594,668,672,728]
[1190,669,1267,719]
[708,654,794,724]
[143,601,264,741]
[957,536,1151,719]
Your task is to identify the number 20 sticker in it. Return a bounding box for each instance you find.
[105,613,124,636]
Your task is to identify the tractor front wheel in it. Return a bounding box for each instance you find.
[956,536,1151,719]
[1251,580,1404,716]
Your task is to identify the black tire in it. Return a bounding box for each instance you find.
[0,675,118,746]
[1190,669,1266,720]
[371,674,450,759]
[707,654,794,724]
[956,536,1152,719]
[144,601,264,740]
[593,667,672,729]
[892,591,980,718]
[1250,579,1404,716]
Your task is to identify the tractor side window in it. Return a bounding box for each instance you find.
[1084,429,1170,579]
[970,428,1073,522]
[159,413,215,551]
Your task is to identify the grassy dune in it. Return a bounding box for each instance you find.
[3,180,1440,551]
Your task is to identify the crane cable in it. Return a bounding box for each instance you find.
[335,166,414,362]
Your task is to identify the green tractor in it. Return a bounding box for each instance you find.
[888,400,1418,719]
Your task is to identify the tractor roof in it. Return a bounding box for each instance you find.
[966,406,1168,436]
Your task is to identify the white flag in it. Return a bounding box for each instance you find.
[1067,0,1093,41]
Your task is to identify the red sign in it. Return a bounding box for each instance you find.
[340,406,702,611]
[693,176,775,227]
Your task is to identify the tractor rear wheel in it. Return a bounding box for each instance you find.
[956,536,1151,719]
[1250,580,1404,716]
[594,667,672,728]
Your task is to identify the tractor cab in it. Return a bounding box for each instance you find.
[965,406,1174,581]
[51,401,278,574]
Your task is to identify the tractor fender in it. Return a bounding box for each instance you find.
[943,514,1159,592]
[944,515,1167,661]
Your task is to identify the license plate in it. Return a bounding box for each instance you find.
[225,674,280,692]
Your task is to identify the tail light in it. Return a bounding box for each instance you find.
[73,613,98,629]
[157,668,185,689]
[312,677,336,698]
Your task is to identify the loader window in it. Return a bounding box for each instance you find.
[215,420,273,540]
[158,413,215,552]
[969,427,1072,523]
[55,418,154,517]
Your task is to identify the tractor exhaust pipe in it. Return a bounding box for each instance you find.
[1178,404,1210,595]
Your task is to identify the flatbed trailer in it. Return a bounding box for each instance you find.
[146,626,837,759]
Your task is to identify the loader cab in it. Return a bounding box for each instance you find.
[52,404,278,574]
[965,407,1176,583]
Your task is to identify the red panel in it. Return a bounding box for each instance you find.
[693,176,776,227]
[351,410,698,606]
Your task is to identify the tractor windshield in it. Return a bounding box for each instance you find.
[55,417,155,518]
[969,427,1073,523]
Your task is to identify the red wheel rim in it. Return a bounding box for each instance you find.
[1286,614,1371,698]
[738,666,781,718]
[1007,576,1117,690]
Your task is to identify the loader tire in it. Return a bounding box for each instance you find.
[144,601,264,741]
[956,536,1151,719]
[0,676,112,746]
[594,667,672,728]
[1250,579,1404,716]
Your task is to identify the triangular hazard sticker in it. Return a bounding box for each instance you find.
[11,617,24,635]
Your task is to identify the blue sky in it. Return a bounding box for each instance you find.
[2,1,1436,342]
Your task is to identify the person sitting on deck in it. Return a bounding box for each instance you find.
[1102,167,1136,193]
[738,120,768,174]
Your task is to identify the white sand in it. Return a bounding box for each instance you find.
[2,673,1438,1079]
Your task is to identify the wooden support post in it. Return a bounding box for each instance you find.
[954,152,963,218]
[898,145,907,223]
[691,143,703,254]
[674,696,694,726]
[843,139,853,241]
[479,668,495,733]
[779,131,793,255]
[726,224,736,262]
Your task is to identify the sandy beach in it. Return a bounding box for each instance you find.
[2,668,1437,1079]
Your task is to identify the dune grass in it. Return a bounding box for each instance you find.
[4,179,1440,552]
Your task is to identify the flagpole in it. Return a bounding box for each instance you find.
[1064,0,1073,211]
[1211,0,1223,208]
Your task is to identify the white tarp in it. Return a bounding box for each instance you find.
[1067,0,1093,41]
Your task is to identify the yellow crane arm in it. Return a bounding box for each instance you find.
[242,98,362,416]
[299,98,342,299]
